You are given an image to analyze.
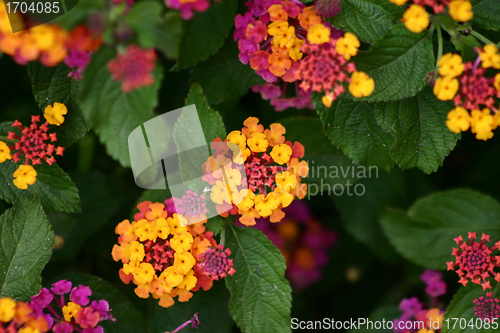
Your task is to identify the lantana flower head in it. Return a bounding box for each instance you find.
[473,292,500,320]
[446,232,500,291]
[1,104,68,189]
[27,280,114,333]
[64,26,102,80]
[107,44,157,93]
[436,48,500,141]
[202,117,309,226]
[112,201,234,308]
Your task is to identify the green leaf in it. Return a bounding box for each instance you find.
[50,273,147,333]
[27,61,89,148]
[173,84,226,191]
[314,94,395,171]
[49,172,120,262]
[173,0,238,70]
[125,2,183,59]
[380,189,500,270]
[451,34,481,62]
[442,283,500,333]
[0,160,80,213]
[191,39,264,105]
[278,117,358,188]
[374,87,460,174]
[333,170,403,262]
[472,0,500,31]
[205,215,226,235]
[147,281,233,333]
[79,46,163,167]
[223,223,292,333]
[330,0,404,44]
[0,196,53,300]
[354,24,434,102]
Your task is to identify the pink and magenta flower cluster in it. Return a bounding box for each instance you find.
[30,279,115,333]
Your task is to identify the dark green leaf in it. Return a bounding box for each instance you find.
[314,94,395,171]
[374,87,460,174]
[354,25,434,102]
[192,39,263,105]
[333,170,403,262]
[472,0,500,31]
[27,61,89,148]
[125,2,182,59]
[50,172,120,262]
[451,34,481,62]
[79,47,163,167]
[442,283,500,333]
[173,84,226,191]
[147,281,233,333]
[205,215,226,235]
[173,0,238,70]
[50,273,147,333]
[279,117,357,188]
[223,223,292,333]
[0,160,80,213]
[0,196,53,300]
[330,0,404,44]
[380,189,500,270]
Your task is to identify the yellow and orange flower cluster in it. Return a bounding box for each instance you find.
[112,201,218,308]
[435,48,500,141]
[0,297,49,333]
[389,0,473,33]
[201,117,309,226]
[0,3,101,67]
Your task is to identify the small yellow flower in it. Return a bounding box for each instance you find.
[449,0,473,22]
[62,302,81,322]
[43,102,68,126]
[247,132,269,153]
[307,24,330,45]
[226,130,247,151]
[470,108,495,141]
[133,262,155,285]
[348,71,375,98]
[401,5,429,33]
[173,252,196,275]
[288,37,305,61]
[0,297,16,322]
[254,192,280,217]
[433,76,459,101]
[388,0,408,5]
[13,165,37,190]
[170,232,194,253]
[127,241,145,262]
[479,44,500,69]
[438,53,464,78]
[0,141,12,163]
[335,32,360,61]
[270,144,293,165]
[446,107,471,133]
[177,269,197,291]
[160,266,184,289]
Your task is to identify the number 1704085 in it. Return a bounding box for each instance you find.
[5,1,60,14]
[444,318,498,330]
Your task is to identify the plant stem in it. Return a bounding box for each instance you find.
[436,25,443,66]
[470,30,495,45]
